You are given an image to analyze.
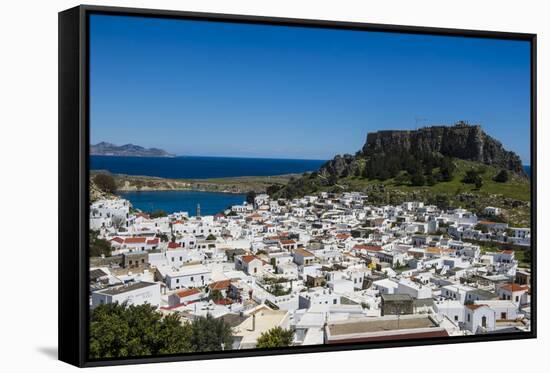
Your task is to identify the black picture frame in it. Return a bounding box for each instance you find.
[59,4,537,368]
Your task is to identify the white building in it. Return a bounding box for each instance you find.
[91,282,160,308]
[160,265,213,290]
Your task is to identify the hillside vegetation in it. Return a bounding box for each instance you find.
[273,159,530,227]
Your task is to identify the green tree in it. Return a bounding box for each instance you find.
[410,172,425,186]
[428,194,450,211]
[266,184,282,196]
[206,234,217,241]
[209,289,223,302]
[474,223,489,233]
[190,314,233,352]
[89,303,193,358]
[393,172,409,186]
[438,157,456,182]
[93,173,117,194]
[149,209,167,218]
[327,172,339,186]
[246,190,257,205]
[474,177,483,189]
[462,170,482,186]
[157,233,169,242]
[89,230,111,257]
[494,169,509,183]
[256,327,294,348]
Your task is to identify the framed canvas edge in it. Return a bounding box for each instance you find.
[58,4,538,368]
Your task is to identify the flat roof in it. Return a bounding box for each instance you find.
[381,294,413,302]
[328,315,437,336]
[96,281,157,296]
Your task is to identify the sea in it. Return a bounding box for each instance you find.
[91,155,326,216]
[524,165,531,177]
[90,155,325,179]
[117,190,248,216]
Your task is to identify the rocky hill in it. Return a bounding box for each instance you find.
[321,122,526,178]
[91,142,175,157]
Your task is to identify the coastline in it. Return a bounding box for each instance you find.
[91,170,293,194]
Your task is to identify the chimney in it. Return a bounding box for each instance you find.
[252,313,256,331]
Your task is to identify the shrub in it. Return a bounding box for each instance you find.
[494,169,509,183]
[93,173,117,193]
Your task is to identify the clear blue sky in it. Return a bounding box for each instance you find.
[90,14,531,164]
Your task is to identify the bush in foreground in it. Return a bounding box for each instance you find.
[89,303,233,358]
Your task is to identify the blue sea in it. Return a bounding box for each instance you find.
[94,155,325,216]
[90,155,326,179]
[118,190,246,216]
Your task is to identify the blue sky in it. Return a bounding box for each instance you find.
[90,14,531,164]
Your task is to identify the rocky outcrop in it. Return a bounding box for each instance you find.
[361,122,525,175]
[320,122,526,177]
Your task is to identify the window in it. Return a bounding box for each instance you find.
[190,277,194,281]
[481,316,487,328]
[333,299,337,305]
[501,312,507,319]
[454,315,458,321]
[129,260,132,265]
[467,314,470,322]
[179,256,182,261]
[176,279,179,283]
[171,257,174,262]
[516,296,519,302]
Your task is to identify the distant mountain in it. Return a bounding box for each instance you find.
[90,142,175,157]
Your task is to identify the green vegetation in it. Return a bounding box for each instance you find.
[474,223,489,233]
[256,327,294,348]
[189,313,233,352]
[246,190,257,204]
[468,239,531,267]
[209,289,223,302]
[494,169,510,183]
[90,303,192,358]
[361,150,456,185]
[149,209,167,218]
[89,303,234,359]
[157,232,169,242]
[206,234,217,241]
[271,158,530,226]
[89,230,111,257]
[90,170,293,194]
[93,173,117,194]
[462,169,484,189]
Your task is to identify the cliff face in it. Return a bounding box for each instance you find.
[361,123,525,175]
[320,123,525,177]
